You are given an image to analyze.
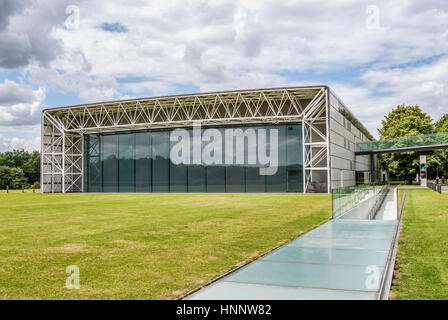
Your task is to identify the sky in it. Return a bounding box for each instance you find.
[0,0,447,152]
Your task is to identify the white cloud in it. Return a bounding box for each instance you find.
[0,80,46,126]
[0,0,448,148]
[332,55,448,137]
[0,134,40,152]
[41,1,447,93]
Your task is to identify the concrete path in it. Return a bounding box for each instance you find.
[375,188,398,220]
[186,219,397,300]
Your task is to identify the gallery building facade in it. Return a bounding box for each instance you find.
[41,86,376,194]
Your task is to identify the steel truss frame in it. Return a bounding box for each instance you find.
[41,86,330,193]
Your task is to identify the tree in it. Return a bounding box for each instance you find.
[433,114,448,178]
[0,150,30,168]
[23,150,41,184]
[0,149,41,185]
[435,114,448,131]
[9,167,27,189]
[378,105,434,184]
[0,166,11,189]
[0,166,27,189]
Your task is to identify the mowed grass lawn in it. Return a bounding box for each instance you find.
[392,189,448,299]
[0,192,330,299]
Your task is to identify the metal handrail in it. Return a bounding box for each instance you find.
[368,183,390,220]
[427,181,442,194]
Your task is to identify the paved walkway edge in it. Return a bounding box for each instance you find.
[378,189,406,299]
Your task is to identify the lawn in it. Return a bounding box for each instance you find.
[0,192,330,299]
[391,189,448,299]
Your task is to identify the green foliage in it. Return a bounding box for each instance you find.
[433,114,448,177]
[0,166,27,189]
[23,150,41,183]
[0,166,11,189]
[435,114,448,131]
[9,167,27,189]
[378,105,434,183]
[0,150,40,188]
[378,105,434,138]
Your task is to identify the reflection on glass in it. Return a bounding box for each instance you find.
[152,131,169,192]
[102,135,118,192]
[84,124,303,193]
[119,133,135,192]
[85,135,102,192]
[135,132,151,192]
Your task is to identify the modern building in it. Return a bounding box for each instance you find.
[41,85,377,194]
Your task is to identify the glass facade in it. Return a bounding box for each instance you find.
[84,124,303,193]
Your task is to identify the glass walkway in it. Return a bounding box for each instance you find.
[186,188,399,300]
[186,219,397,300]
[355,132,448,155]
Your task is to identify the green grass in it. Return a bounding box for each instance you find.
[0,192,330,299]
[391,190,448,299]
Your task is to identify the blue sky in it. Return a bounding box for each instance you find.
[1,0,448,151]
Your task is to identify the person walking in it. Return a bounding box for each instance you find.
[442,176,446,184]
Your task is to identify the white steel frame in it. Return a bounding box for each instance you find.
[41,86,330,193]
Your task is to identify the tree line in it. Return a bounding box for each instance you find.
[378,105,448,184]
[0,150,40,189]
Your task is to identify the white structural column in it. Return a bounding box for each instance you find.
[41,86,330,193]
[301,88,329,193]
[41,113,83,193]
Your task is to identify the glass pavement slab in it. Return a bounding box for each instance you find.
[287,236,392,251]
[187,281,377,300]
[330,219,397,226]
[261,246,388,266]
[223,261,384,292]
[318,220,397,232]
[302,228,394,240]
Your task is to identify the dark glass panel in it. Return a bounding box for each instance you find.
[286,124,303,192]
[204,128,225,192]
[102,135,118,192]
[187,165,205,192]
[151,131,170,192]
[86,135,102,192]
[245,166,266,192]
[118,133,135,192]
[287,169,301,192]
[135,132,151,192]
[266,125,287,192]
[206,166,225,192]
[225,166,245,192]
[169,130,189,192]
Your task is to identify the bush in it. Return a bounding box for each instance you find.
[0,166,10,189]
[9,167,27,189]
[0,166,27,189]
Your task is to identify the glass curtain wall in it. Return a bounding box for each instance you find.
[84,124,303,193]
